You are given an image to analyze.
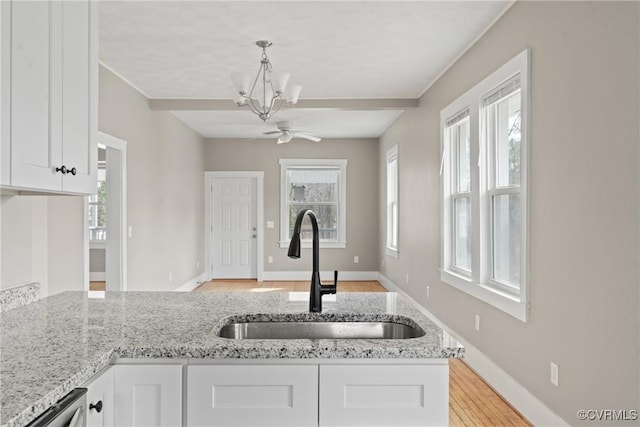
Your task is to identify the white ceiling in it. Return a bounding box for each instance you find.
[99,1,510,139]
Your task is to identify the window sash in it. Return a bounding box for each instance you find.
[440,49,529,322]
[279,159,347,248]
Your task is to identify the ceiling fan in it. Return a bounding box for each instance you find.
[262,121,321,144]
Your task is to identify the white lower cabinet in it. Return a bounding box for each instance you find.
[187,364,318,427]
[96,360,448,427]
[82,366,114,427]
[319,363,449,427]
[114,364,183,427]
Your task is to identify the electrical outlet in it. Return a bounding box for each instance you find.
[169,272,173,283]
[196,260,200,269]
[128,226,133,238]
[406,273,409,284]
[381,258,385,268]
[474,314,480,331]
[426,286,430,298]
[550,362,559,387]
[353,256,359,264]
[268,256,273,264]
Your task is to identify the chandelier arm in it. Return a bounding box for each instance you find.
[247,97,262,115]
[247,62,264,103]
[270,98,285,115]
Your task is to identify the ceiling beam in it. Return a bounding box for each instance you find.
[148,98,418,111]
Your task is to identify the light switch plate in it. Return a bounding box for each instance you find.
[266,221,274,229]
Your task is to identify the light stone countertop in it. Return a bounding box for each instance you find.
[0,291,464,427]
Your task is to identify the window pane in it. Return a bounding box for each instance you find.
[287,169,338,203]
[492,193,521,287]
[453,197,471,271]
[457,120,470,193]
[289,204,338,241]
[496,91,521,187]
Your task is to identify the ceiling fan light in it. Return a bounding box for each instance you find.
[231,72,251,95]
[279,132,293,143]
[271,72,290,94]
[285,84,302,104]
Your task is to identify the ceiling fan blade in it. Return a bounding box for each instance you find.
[295,133,321,142]
[263,130,282,135]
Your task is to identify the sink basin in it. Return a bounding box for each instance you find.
[217,321,425,340]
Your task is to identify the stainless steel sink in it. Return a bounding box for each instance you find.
[217,321,425,340]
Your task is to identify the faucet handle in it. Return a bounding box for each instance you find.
[334,270,338,286]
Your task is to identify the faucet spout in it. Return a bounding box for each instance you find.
[287,209,338,312]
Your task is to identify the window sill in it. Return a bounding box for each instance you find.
[279,240,347,249]
[385,247,399,259]
[441,270,528,322]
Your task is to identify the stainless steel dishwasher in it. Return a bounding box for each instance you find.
[26,388,87,427]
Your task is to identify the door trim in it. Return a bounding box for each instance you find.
[83,131,128,291]
[205,171,264,282]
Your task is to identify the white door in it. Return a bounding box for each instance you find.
[211,177,257,278]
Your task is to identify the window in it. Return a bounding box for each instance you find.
[88,162,107,243]
[386,145,399,257]
[279,159,347,248]
[440,49,529,321]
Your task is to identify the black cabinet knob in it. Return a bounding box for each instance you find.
[68,167,77,176]
[89,400,103,413]
[55,166,68,174]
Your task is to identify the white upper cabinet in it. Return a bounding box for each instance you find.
[0,0,97,195]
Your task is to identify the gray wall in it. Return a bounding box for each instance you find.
[204,138,379,272]
[379,1,639,423]
[90,249,105,273]
[1,194,85,296]
[0,196,48,291]
[99,66,205,291]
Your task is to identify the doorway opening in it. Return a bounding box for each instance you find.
[84,131,127,291]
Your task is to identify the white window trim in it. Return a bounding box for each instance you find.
[440,49,530,322]
[279,158,348,249]
[385,145,399,258]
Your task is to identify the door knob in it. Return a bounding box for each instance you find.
[68,167,77,176]
[55,166,68,174]
[252,234,257,238]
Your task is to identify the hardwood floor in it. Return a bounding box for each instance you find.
[194,279,531,426]
[194,279,387,293]
[89,281,105,291]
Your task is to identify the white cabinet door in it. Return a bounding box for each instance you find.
[59,0,97,194]
[319,363,449,427]
[114,365,183,427]
[187,364,318,427]
[8,0,62,192]
[84,366,115,427]
[1,0,96,194]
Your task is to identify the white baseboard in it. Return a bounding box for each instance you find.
[378,273,568,427]
[174,272,207,292]
[89,272,105,281]
[262,271,379,281]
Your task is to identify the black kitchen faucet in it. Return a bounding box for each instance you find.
[287,209,338,312]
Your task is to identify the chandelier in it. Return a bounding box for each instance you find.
[231,41,302,122]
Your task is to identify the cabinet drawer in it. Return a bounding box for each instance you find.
[319,363,448,427]
[187,364,318,427]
